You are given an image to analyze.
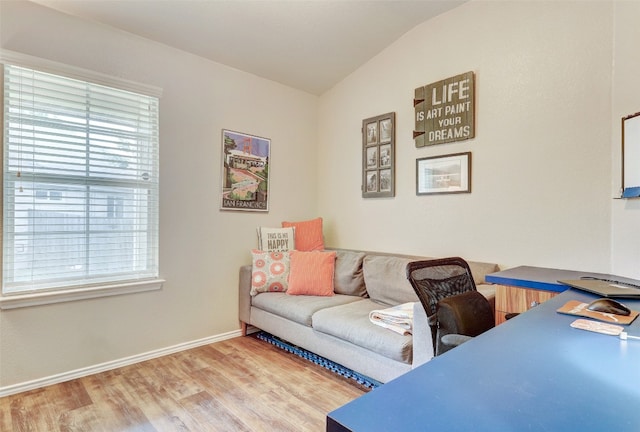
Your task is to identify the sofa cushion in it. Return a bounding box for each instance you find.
[287,250,336,296]
[468,261,500,285]
[333,250,367,297]
[282,217,324,251]
[250,250,290,296]
[312,299,413,363]
[252,292,362,326]
[363,255,420,306]
[257,226,295,252]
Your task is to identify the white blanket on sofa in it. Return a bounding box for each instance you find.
[369,302,414,336]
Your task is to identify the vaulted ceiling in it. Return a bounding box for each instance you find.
[31,0,466,95]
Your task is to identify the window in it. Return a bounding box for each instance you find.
[2,64,159,295]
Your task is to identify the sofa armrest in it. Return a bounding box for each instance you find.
[412,302,434,368]
[239,265,253,331]
[476,284,496,315]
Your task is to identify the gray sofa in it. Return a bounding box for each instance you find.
[238,248,499,384]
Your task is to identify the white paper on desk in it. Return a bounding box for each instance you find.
[570,318,624,336]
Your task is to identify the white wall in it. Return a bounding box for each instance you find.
[611,0,640,279]
[318,0,615,272]
[0,1,318,388]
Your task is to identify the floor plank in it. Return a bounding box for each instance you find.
[0,335,366,431]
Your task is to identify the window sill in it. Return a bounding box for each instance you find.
[0,278,164,310]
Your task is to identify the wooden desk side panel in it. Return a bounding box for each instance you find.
[495,285,557,325]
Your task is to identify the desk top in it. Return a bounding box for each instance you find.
[484,265,631,293]
[327,289,640,431]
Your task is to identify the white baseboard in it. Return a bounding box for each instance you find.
[0,329,243,398]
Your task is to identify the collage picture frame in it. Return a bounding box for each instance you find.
[362,112,395,198]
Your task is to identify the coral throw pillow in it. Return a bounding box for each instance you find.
[287,250,336,296]
[282,217,324,251]
[250,249,290,296]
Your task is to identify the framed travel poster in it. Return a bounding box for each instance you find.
[220,129,270,211]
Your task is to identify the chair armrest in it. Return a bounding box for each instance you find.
[412,302,434,368]
[441,333,473,347]
[239,265,253,326]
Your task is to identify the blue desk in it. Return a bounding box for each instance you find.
[484,265,628,293]
[327,289,640,431]
[485,266,640,323]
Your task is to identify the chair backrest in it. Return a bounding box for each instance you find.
[406,257,477,317]
[406,257,478,352]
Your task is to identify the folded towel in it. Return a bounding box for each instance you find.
[369,302,414,336]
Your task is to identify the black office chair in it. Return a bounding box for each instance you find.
[406,257,495,356]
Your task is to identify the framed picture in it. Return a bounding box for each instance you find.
[366,122,378,145]
[362,112,395,198]
[379,169,392,192]
[366,171,378,192]
[366,146,378,169]
[379,118,392,143]
[220,129,270,211]
[621,112,640,198]
[416,152,471,195]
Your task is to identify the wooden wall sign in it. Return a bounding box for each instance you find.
[414,71,475,147]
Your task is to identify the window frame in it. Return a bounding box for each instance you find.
[0,50,164,309]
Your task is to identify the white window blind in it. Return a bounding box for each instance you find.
[3,64,159,294]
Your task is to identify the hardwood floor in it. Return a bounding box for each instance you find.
[0,334,367,431]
